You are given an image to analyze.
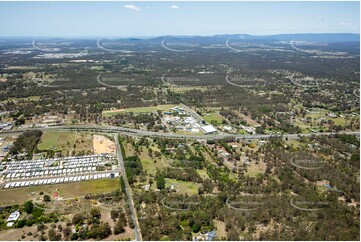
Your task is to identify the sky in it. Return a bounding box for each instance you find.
[0,1,359,37]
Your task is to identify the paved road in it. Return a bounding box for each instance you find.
[0,125,359,140]
[114,134,142,241]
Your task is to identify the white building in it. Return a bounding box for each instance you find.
[223,126,232,131]
[7,211,20,222]
[201,125,217,135]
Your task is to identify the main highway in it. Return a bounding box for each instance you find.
[0,124,359,140]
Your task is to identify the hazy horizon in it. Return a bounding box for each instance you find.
[0,33,359,39]
[0,1,359,37]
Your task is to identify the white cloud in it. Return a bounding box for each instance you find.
[170,5,180,9]
[124,5,142,11]
[317,15,322,19]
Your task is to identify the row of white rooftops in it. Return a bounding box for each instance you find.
[4,166,99,180]
[6,154,110,165]
[2,154,115,181]
[2,172,119,189]
[7,160,103,171]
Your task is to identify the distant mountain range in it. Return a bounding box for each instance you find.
[1,33,359,42]
[120,33,360,43]
[214,33,360,42]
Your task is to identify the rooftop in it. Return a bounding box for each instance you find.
[201,125,217,134]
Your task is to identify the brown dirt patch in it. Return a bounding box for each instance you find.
[93,135,115,154]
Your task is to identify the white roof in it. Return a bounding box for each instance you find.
[7,222,14,227]
[7,211,20,222]
[201,125,217,134]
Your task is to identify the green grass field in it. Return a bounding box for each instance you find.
[165,178,200,195]
[90,66,104,71]
[38,132,72,150]
[286,139,302,149]
[245,161,266,177]
[202,107,223,111]
[0,96,41,103]
[202,112,224,125]
[175,130,203,136]
[293,119,310,131]
[0,179,119,206]
[228,172,239,181]
[238,129,248,134]
[102,104,177,117]
[196,169,210,179]
[139,153,167,175]
[37,131,93,155]
[292,107,355,131]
